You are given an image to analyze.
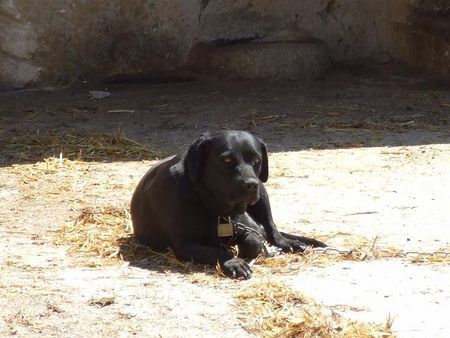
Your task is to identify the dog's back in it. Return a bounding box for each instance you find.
[130,155,178,250]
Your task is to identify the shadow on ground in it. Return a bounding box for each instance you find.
[117,235,217,277]
[1,63,449,167]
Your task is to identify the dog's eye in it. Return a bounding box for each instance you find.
[251,157,261,165]
[222,156,233,164]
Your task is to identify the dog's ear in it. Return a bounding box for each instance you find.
[259,139,269,182]
[184,132,211,182]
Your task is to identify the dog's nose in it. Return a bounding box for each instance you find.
[243,179,258,192]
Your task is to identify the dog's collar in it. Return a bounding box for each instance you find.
[217,216,266,241]
[217,216,270,257]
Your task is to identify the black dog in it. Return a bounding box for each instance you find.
[131,130,325,279]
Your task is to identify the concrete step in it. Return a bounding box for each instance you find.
[189,39,331,81]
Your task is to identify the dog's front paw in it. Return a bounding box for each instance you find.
[274,237,308,253]
[220,258,253,279]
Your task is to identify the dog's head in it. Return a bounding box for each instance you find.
[184,130,268,216]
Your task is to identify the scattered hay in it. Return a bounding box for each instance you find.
[88,296,115,308]
[55,206,450,272]
[6,155,145,202]
[254,235,450,275]
[1,129,163,163]
[253,233,373,274]
[6,157,83,200]
[407,251,450,265]
[55,205,168,265]
[322,118,440,132]
[54,206,210,273]
[55,206,133,261]
[236,279,395,338]
[247,113,286,130]
[245,112,442,134]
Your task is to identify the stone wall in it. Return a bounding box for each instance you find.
[0,0,200,88]
[0,0,448,89]
[200,1,388,63]
[386,0,449,74]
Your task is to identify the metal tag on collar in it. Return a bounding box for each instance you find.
[217,216,234,237]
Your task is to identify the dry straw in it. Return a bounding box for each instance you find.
[2,129,162,163]
[55,206,193,270]
[58,207,444,337]
[56,206,449,270]
[236,279,395,338]
[56,206,133,260]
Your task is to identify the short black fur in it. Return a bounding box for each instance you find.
[131,130,326,279]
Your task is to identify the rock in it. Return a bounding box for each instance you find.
[89,90,111,100]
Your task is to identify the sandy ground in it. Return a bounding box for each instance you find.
[0,64,449,337]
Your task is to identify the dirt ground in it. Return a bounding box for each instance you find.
[0,63,449,337]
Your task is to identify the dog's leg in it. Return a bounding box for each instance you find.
[247,183,326,252]
[171,243,253,279]
[231,213,266,260]
[279,232,326,248]
[237,232,265,260]
[247,183,295,248]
